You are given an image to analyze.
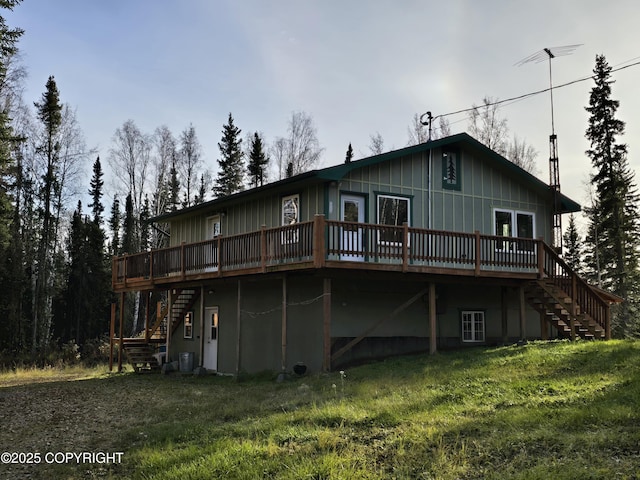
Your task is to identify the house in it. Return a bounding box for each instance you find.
[110,132,619,375]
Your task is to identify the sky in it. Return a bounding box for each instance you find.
[6,0,640,224]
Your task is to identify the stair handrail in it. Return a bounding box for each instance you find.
[147,301,169,340]
[542,242,610,338]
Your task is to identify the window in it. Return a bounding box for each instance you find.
[184,311,193,339]
[377,194,410,244]
[493,209,535,252]
[207,215,221,238]
[281,194,299,244]
[462,310,485,342]
[442,150,461,190]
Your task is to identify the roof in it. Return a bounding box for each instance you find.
[150,132,581,223]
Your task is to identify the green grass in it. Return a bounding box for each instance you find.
[1,340,639,479]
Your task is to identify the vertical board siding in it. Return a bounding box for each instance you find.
[169,185,325,246]
[168,146,552,247]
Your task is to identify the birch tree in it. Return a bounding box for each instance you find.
[108,119,151,217]
[179,123,202,207]
[467,96,537,173]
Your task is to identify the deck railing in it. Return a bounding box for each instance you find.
[113,216,546,288]
[324,220,539,273]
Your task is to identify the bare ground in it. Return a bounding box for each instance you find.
[0,370,157,479]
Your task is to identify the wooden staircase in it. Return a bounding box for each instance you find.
[123,339,162,373]
[119,289,200,373]
[525,279,607,339]
[521,242,613,341]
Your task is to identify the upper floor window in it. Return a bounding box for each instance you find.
[207,215,221,238]
[282,194,300,244]
[377,194,410,244]
[494,208,535,252]
[282,194,299,226]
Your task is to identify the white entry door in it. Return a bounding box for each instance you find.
[203,307,219,371]
[341,194,365,261]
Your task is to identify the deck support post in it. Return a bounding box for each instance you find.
[144,291,151,341]
[118,292,124,372]
[235,280,242,377]
[166,289,173,363]
[281,275,288,373]
[519,285,527,341]
[429,283,437,355]
[199,286,205,367]
[501,287,509,344]
[109,303,116,371]
[570,274,578,341]
[323,277,332,371]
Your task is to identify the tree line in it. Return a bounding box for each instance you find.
[0,2,638,366]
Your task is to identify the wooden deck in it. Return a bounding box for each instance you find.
[109,216,613,374]
[113,216,548,291]
[112,216,611,339]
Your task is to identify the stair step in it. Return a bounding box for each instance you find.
[526,279,609,341]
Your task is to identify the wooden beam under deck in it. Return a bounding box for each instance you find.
[114,260,540,294]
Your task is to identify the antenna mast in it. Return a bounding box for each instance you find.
[517,44,581,252]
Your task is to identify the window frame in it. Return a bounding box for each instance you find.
[184,311,194,340]
[206,214,221,238]
[376,193,411,246]
[461,310,485,343]
[281,194,300,244]
[493,208,536,253]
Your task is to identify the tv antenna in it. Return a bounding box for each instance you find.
[516,44,582,252]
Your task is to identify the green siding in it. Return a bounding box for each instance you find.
[169,184,325,246]
[325,146,553,242]
[167,145,553,247]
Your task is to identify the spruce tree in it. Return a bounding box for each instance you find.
[168,157,180,211]
[247,132,268,188]
[108,196,120,256]
[121,193,136,255]
[562,213,583,275]
[0,0,24,353]
[32,75,63,354]
[585,54,640,337]
[88,156,104,224]
[139,195,150,252]
[345,143,353,164]
[213,113,244,198]
[194,174,206,205]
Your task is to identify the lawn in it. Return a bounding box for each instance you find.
[1,340,639,479]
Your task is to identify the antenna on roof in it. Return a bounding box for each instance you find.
[516,44,582,252]
[419,111,434,141]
